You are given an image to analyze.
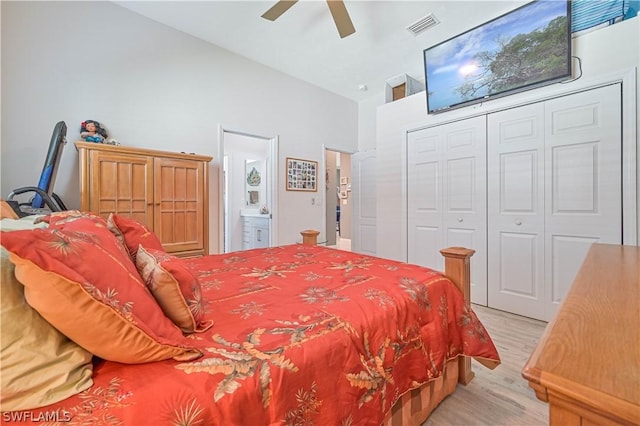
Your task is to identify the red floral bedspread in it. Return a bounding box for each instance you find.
[3,245,500,425]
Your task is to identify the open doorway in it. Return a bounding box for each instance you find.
[219,128,278,253]
[323,148,352,251]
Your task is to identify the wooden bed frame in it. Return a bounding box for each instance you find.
[382,247,478,425]
[1,208,481,425]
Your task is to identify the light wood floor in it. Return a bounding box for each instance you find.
[424,305,550,426]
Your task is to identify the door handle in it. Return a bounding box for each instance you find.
[457,217,463,223]
[257,229,262,241]
[515,220,522,226]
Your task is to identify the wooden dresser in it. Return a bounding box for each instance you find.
[522,243,640,425]
[75,141,212,257]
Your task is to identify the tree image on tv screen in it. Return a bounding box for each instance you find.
[458,15,569,99]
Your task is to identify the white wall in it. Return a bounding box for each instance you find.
[374,17,639,262]
[374,95,427,261]
[0,1,358,252]
[357,93,384,152]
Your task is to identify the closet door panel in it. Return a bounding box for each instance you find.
[408,129,444,271]
[544,84,622,319]
[414,226,442,268]
[489,84,622,321]
[408,116,486,305]
[550,235,598,304]
[488,102,546,318]
[443,117,487,305]
[498,232,540,298]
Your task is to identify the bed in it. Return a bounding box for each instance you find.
[0,209,500,425]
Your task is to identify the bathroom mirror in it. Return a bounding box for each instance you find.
[245,160,262,207]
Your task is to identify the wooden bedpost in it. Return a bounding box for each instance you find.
[440,247,475,385]
[300,229,320,245]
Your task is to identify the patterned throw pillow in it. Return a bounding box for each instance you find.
[35,209,100,226]
[1,215,202,364]
[136,246,212,334]
[0,217,93,411]
[106,213,164,261]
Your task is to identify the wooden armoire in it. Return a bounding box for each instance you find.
[75,141,212,257]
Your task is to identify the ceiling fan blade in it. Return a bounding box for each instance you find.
[326,0,355,38]
[261,0,298,21]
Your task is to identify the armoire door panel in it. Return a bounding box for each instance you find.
[90,152,153,226]
[154,158,205,254]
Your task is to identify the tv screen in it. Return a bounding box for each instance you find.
[423,0,571,114]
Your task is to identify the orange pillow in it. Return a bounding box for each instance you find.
[107,213,164,261]
[136,246,212,334]
[1,215,202,364]
[1,217,94,411]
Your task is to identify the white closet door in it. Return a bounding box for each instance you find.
[408,116,487,305]
[488,84,622,321]
[544,84,622,320]
[488,103,546,319]
[351,150,377,255]
[408,126,444,271]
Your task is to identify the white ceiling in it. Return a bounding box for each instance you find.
[115,0,528,102]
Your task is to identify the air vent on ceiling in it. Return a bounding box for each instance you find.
[406,13,440,36]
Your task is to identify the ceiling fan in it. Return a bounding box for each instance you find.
[261,0,356,39]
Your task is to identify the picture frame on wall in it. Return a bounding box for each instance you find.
[286,157,318,192]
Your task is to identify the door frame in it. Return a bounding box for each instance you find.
[321,145,356,246]
[218,125,279,252]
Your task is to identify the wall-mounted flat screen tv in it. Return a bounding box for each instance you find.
[423,0,571,114]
